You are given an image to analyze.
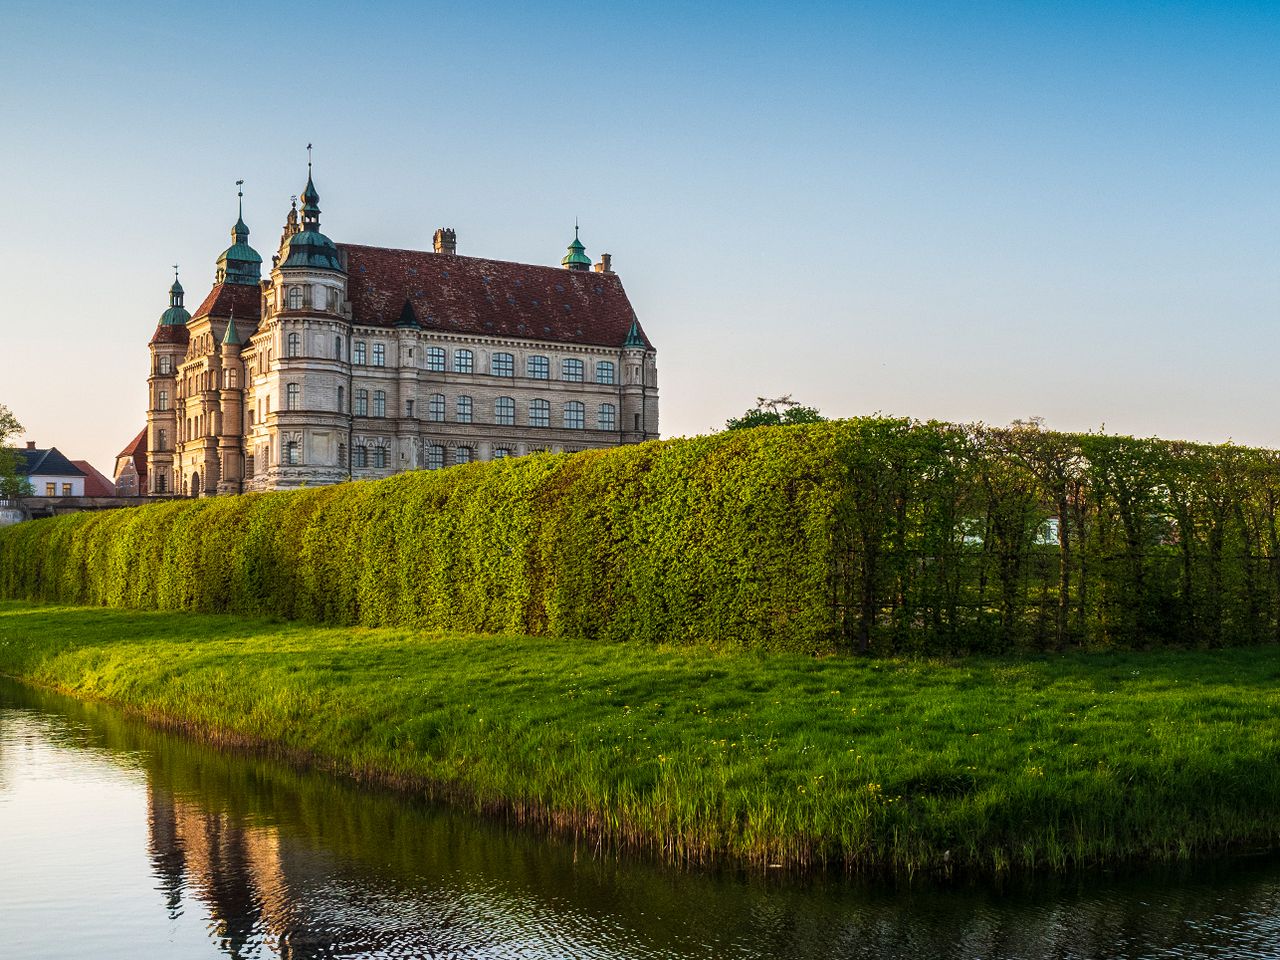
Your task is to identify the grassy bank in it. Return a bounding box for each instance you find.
[3,600,1280,877]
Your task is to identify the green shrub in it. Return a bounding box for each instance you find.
[5,420,1280,654]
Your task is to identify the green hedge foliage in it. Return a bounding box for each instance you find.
[6,419,1280,654]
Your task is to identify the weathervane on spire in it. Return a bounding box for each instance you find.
[172,264,179,281]
[307,143,313,173]
[236,179,244,218]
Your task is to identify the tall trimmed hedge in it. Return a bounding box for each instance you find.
[5,419,1280,654]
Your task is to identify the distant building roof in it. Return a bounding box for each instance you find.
[71,460,115,497]
[17,447,85,479]
[115,428,148,484]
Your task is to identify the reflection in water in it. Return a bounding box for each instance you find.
[3,676,1280,959]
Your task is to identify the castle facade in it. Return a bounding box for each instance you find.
[146,168,658,497]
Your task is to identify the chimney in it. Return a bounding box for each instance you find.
[26,441,35,450]
[433,227,457,255]
[593,253,614,274]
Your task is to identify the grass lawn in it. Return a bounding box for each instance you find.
[3,599,1280,877]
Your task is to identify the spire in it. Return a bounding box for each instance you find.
[169,265,184,307]
[215,181,262,286]
[624,318,646,349]
[221,305,241,347]
[395,298,421,328]
[300,144,321,232]
[231,179,249,243]
[159,266,191,326]
[561,222,592,271]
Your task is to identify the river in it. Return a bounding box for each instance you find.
[2,677,1279,959]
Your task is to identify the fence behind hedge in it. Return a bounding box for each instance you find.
[5,419,1280,654]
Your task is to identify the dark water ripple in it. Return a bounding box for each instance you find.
[3,677,1280,960]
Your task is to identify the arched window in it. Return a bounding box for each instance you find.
[564,401,585,429]
[426,445,445,470]
[286,382,300,410]
[529,398,550,428]
[335,336,343,359]
[491,352,514,377]
[287,286,303,309]
[337,385,345,411]
[562,358,584,382]
[456,395,473,423]
[374,390,386,417]
[495,396,515,426]
[527,355,549,379]
[372,343,386,367]
[455,446,473,465]
[355,389,368,416]
[287,332,301,357]
[158,356,172,375]
[455,349,474,374]
[429,394,445,422]
[598,403,616,431]
[596,361,615,385]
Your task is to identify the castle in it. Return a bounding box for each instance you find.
[145,166,658,497]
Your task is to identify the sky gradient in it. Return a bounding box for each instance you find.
[1,1,1277,474]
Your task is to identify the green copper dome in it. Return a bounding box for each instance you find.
[280,166,343,271]
[562,225,592,270]
[216,204,263,287]
[158,273,191,326]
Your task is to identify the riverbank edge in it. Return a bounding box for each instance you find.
[5,600,1280,880]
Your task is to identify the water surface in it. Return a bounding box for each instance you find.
[2,677,1279,959]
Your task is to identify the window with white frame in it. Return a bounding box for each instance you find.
[562,358,584,382]
[427,346,446,372]
[354,341,367,365]
[527,355,549,379]
[598,403,616,431]
[455,349,474,374]
[564,401,585,429]
[287,332,301,357]
[495,396,515,425]
[286,382,300,410]
[429,394,445,422]
[372,343,386,367]
[456,395,473,423]
[529,398,550,428]
[374,390,386,417]
[455,446,473,464]
[427,445,445,470]
[491,352,514,377]
[158,356,172,374]
[596,360,615,385]
[356,389,368,416]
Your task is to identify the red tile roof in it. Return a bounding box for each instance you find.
[72,460,116,497]
[191,283,263,325]
[340,245,652,349]
[149,323,189,346]
[116,427,147,460]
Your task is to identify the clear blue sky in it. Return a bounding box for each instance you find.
[2,1,1276,474]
